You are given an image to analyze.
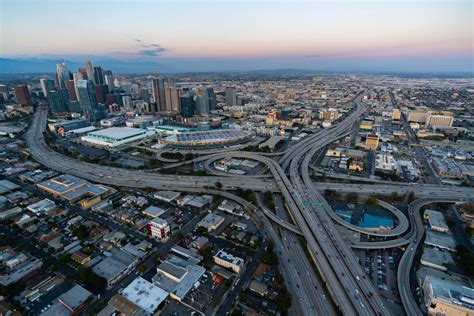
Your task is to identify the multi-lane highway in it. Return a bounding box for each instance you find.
[314,182,473,200]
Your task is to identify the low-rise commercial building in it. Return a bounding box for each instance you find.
[424,209,449,233]
[424,231,457,252]
[365,134,379,150]
[37,174,109,202]
[426,115,454,128]
[142,206,166,218]
[420,248,453,272]
[26,198,56,214]
[423,276,474,316]
[197,213,225,232]
[213,250,244,274]
[153,255,206,301]
[153,190,180,203]
[121,277,168,314]
[147,217,170,240]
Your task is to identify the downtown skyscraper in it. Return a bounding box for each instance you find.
[151,77,166,112]
[56,62,70,90]
[77,79,99,120]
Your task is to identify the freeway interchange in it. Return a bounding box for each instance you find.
[26,95,473,316]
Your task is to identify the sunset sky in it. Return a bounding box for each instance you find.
[1,0,472,72]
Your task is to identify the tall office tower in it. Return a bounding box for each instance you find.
[103,70,115,89]
[79,67,88,80]
[179,95,195,118]
[13,85,32,106]
[122,95,132,109]
[85,61,94,83]
[72,72,84,100]
[0,85,8,102]
[40,79,56,97]
[225,87,237,106]
[140,88,151,103]
[93,66,105,85]
[65,80,78,101]
[56,62,69,90]
[68,101,82,113]
[206,88,217,110]
[167,79,175,87]
[151,77,166,112]
[164,86,180,112]
[196,92,209,115]
[94,84,109,104]
[48,90,67,113]
[77,80,98,120]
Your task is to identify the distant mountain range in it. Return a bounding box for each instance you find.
[0,57,472,77]
[0,57,176,74]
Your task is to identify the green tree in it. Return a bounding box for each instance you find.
[138,264,147,274]
[78,267,107,293]
[345,192,359,202]
[274,285,292,311]
[391,192,399,201]
[214,181,223,189]
[365,197,377,206]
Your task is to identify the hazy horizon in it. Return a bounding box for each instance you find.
[1,0,472,73]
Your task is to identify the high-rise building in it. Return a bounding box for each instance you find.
[48,90,67,113]
[165,86,180,112]
[151,77,166,112]
[196,92,209,115]
[13,85,32,106]
[77,80,98,120]
[94,84,109,104]
[65,80,78,101]
[40,79,56,97]
[207,88,217,110]
[225,87,237,106]
[78,67,88,80]
[140,88,151,104]
[0,85,8,102]
[103,70,115,89]
[56,62,69,90]
[72,72,84,100]
[93,66,105,85]
[180,95,195,118]
[85,61,94,84]
[122,95,132,109]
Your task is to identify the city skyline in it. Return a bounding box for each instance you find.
[1,0,472,73]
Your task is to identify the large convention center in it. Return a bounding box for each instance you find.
[160,129,254,148]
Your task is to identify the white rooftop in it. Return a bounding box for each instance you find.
[121,277,168,314]
[87,127,145,139]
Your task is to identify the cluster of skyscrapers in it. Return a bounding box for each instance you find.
[151,77,217,118]
[40,61,113,120]
[35,61,226,122]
